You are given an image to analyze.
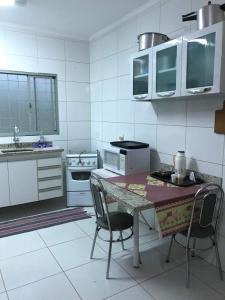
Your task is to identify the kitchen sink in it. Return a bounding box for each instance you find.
[1,148,34,153]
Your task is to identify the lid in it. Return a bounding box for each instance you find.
[110,141,149,149]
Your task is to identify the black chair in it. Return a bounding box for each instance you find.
[90,173,134,279]
[166,183,224,288]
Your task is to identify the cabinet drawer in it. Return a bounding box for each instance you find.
[38,178,62,190]
[37,157,62,168]
[38,168,62,179]
[39,188,63,200]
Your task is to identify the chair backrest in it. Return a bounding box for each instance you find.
[90,174,111,229]
[188,183,224,236]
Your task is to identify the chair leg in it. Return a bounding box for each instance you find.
[139,252,142,264]
[120,231,125,250]
[214,235,223,281]
[166,234,175,263]
[90,225,98,259]
[106,234,113,279]
[191,238,197,257]
[186,245,191,288]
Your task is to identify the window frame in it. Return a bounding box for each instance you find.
[0,70,59,137]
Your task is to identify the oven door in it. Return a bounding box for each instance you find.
[67,167,92,191]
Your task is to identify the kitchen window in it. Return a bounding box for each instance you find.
[0,70,59,137]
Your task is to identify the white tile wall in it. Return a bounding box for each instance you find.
[0,27,91,155]
[89,0,225,271]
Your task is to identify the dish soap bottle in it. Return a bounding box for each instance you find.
[174,151,186,177]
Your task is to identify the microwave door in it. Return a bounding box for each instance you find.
[104,150,120,172]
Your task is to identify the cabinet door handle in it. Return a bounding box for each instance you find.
[134,94,148,100]
[187,87,212,94]
[157,91,175,97]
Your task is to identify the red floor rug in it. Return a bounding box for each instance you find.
[0,207,91,238]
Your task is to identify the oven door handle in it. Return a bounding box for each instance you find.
[67,167,95,171]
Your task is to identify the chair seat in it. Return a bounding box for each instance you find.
[181,224,215,239]
[97,212,133,231]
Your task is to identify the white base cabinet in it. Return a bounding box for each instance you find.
[0,162,10,207]
[0,152,63,208]
[8,160,38,205]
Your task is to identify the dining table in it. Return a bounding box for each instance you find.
[92,169,203,268]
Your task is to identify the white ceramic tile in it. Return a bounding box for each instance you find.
[66,61,89,82]
[102,55,117,79]
[67,102,90,121]
[37,36,65,60]
[0,273,5,294]
[102,101,117,122]
[90,39,103,62]
[102,31,117,58]
[114,242,177,283]
[90,60,103,82]
[76,216,97,236]
[107,285,154,300]
[116,100,134,123]
[58,102,67,122]
[0,294,7,300]
[38,222,86,247]
[67,121,91,140]
[91,102,102,122]
[102,78,117,101]
[186,127,224,164]
[50,236,106,271]
[187,158,223,177]
[160,0,191,34]
[6,55,38,73]
[67,139,91,153]
[157,125,186,155]
[137,3,161,34]
[117,20,137,52]
[134,102,157,124]
[91,139,102,152]
[52,140,67,158]
[66,259,136,300]
[0,248,61,290]
[0,231,45,261]
[116,123,135,141]
[66,82,90,101]
[57,81,66,101]
[5,31,37,57]
[185,258,225,296]
[38,58,65,81]
[191,0,225,11]
[65,40,89,63]
[8,273,80,300]
[102,122,117,142]
[91,121,102,141]
[117,75,131,100]
[134,124,157,150]
[141,266,224,300]
[90,81,102,102]
[187,96,224,127]
[51,122,67,141]
[117,47,135,76]
[157,100,186,126]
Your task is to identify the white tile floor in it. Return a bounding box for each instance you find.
[0,210,224,300]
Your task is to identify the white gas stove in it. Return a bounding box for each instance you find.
[66,152,98,207]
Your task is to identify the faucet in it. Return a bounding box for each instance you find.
[13,125,20,147]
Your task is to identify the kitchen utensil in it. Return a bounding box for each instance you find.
[174,151,186,177]
[137,32,169,51]
[182,1,225,30]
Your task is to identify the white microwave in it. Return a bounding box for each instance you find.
[103,146,150,176]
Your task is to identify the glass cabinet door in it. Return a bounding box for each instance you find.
[186,32,215,89]
[132,50,152,100]
[156,46,177,93]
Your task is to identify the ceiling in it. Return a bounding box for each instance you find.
[0,0,150,40]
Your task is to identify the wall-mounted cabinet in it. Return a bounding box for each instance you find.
[182,21,225,96]
[131,48,152,100]
[152,38,182,99]
[131,21,225,101]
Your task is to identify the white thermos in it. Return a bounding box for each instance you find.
[174,151,186,177]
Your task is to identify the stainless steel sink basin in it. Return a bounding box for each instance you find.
[1,148,34,153]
